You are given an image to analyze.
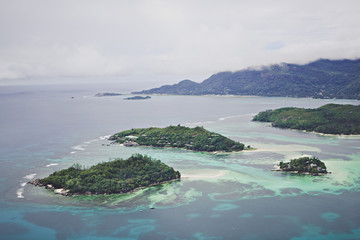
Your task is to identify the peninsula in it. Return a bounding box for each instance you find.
[253,104,360,135]
[277,156,328,175]
[109,125,245,152]
[29,154,180,195]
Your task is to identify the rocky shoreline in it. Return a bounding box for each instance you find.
[28,179,71,196]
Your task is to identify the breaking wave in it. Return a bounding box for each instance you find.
[17,173,37,199]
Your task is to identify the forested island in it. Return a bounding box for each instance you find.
[134,59,360,99]
[29,154,180,195]
[253,104,360,135]
[277,156,328,175]
[124,96,151,100]
[109,125,245,152]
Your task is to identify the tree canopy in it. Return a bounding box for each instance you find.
[279,156,327,174]
[38,154,181,195]
[253,104,360,134]
[109,125,245,152]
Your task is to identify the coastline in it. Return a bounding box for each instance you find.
[130,93,259,98]
[315,132,360,138]
[28,178,180,197]
[271,169,330,176]
[263,125,360,138]
[115,142,250,154]
[289,127,360,137]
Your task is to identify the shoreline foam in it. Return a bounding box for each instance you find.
[23,173,37,180]
[17,173,37,199]
[46,163,59,167]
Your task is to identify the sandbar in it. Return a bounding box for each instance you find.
[181,169,227,180]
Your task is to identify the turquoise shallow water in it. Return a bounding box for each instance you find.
[1,85,360,239]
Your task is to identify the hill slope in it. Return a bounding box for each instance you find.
[134,59,360,99]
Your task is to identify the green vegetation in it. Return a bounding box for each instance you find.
[253,104,360,134]
[124,95,151,100]
[279,156,327,174]
[37,154,180,195]
[134,59,360,99]
[109,125,245,152]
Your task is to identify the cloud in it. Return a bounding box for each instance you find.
[265,42,286,51]
[1,0,360,84]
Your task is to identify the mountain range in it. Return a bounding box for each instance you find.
[134,59,360,99]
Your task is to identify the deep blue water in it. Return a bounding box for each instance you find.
[1,84,360,240]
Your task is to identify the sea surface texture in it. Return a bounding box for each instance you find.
[1,85,360,240]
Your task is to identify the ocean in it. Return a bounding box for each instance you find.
[1,84,360,240]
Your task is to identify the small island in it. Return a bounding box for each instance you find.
[124,95,151,100]
[109,125,245,152]
[94,93,122,97]
[253,104,360,135]
[29,154,180,195]
[276,156,328,175]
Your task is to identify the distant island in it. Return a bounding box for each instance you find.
[109,125,246,152]
[276,156,328,175]
[124,96,151,100]
[94,93,122,97]
[253,104,360,135]
[29,154,180,195]
[134,59,360,99]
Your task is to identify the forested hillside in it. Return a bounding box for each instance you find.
[135,59,360,99]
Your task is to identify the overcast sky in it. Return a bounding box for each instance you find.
[1,0,360,86]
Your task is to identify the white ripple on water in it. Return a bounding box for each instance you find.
[218,115,243,121]
[17,173,37,199]
[86,137,103,143]
[70,144,87,154]
[186,121,215,126]
[99,135,111,140]
[23,173,37,180]
[70,135,111,153]
[72,145,86,151]
[16,186,25,199]
[46,163,59,167]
